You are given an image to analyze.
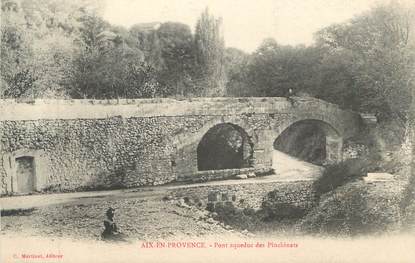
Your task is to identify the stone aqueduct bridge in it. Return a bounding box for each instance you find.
[0,97,364,194]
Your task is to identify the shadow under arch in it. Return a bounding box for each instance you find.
[273,119,342,165]
[197,123,254,171]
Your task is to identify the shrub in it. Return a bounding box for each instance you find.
[213,203,261,230]
[299,181,401,236]
[313,158,370,198]
[400,172,415,227]
[260,196,307,221]
[260,189,309,221]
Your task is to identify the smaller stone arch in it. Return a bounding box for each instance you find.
[197,123,254,171]
[273,119,343,165]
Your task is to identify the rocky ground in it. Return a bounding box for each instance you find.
[1,151,412,241]
[1,185,305,242]
[2,183,414,263]
[0,188,247,241]
[298,179,407,236]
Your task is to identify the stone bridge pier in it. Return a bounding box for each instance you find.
[326,136,344,163]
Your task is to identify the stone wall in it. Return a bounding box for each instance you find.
[343,142,370,160]
[0,97,364,194]
[0,116,211,193]
[170,180,315,210]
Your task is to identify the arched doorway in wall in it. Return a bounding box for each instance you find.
[15,156,36,193]
[273,119,342,176]
[197,123,254,171]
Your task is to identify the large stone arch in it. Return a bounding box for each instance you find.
[197,122,254,171]
[171,117,257,150]
[170,117,260,180]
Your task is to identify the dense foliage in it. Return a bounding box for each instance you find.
[312,159,372,198]
[1,1,414,124]
[228,3,414,123]
[300,180,403,236]
[0,1,225,99]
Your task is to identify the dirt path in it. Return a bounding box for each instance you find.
[1,150,322,211]
[272,150,323,180]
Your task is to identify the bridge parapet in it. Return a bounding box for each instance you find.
[0,97,359,122]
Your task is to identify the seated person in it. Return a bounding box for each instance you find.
[101,207,127,242]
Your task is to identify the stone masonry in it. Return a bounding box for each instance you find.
[0,97,364,194]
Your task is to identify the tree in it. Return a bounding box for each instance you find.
[76,8,109,51]
[1,0,103,98]
[242,39,322,97]
[194,8,226,96]
[312,48,361,109]
[1,0,36,98]
[69,10,111,98]
[70,29,160,99]
[224,47,250,96]
[156,22,196,96]
[129,23,164,72]
[314,3,415,122]
[69,12,165,99]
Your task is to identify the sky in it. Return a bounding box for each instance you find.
[103,0,391,52]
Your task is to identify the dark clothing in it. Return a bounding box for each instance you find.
[287,96,295,106]
[102,218,118,238]
[101,218,127,242]
[100,208,128,242]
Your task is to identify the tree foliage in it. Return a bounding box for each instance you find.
[224,47,250,96]
[226,2,414,125]
[156,22,196,96]
[238,39,321,97]
[0,0,101,98]
[1,1,413,123]
[314,3,415,121]
[194,8,226,96]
